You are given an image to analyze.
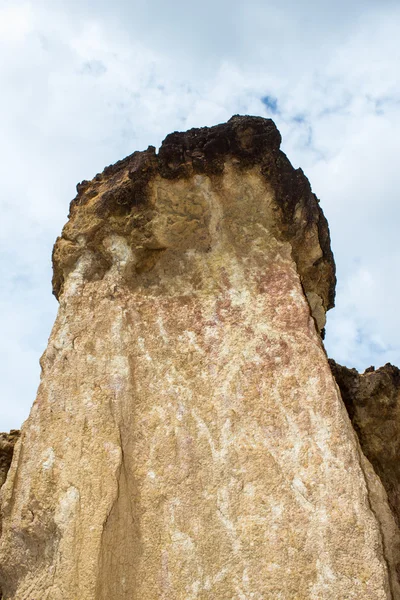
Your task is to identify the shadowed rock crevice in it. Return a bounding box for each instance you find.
[0,431,20,490]
[0,431,20,600]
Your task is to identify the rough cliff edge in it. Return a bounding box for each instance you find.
[1,116,400,599]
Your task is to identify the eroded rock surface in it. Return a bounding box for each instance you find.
[0,431,20,490]
[51,115,335,333]
[0,430,20,600]
[0,116,399,599]
[330,361,400,526]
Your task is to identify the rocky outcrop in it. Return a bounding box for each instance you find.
[0,429,20,599]
[51,115,335,333]
[1,116,399,599]
[0,431,20,490]
[330,361,400,527]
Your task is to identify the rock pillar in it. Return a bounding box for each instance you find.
[1,116,399,599]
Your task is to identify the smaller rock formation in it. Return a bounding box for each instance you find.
[0,431,20,490]
[330,360,400,530]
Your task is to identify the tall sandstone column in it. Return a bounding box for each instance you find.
[1,116,400,599]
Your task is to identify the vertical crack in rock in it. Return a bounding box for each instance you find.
[0,116,399,599]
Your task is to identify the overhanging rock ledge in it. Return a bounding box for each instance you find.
[52,115,335,333]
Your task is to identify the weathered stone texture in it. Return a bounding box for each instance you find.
[0,431,20,490]
[0,116,399,599]
[330,361,400,526]
[51,115,336,333]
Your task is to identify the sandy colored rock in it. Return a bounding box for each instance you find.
[0,116,399,599]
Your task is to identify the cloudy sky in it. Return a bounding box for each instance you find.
[1,0,400,430]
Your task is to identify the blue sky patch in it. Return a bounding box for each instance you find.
[261,95,278,114]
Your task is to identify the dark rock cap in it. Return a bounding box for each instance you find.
[52,115,336,312]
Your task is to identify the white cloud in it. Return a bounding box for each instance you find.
[1,0,400,429]
[0,3,34,43]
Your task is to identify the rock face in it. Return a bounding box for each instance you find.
[1,116,400,599]
[330,360,400,528]
[0,431,20,490]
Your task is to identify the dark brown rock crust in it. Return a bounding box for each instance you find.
[52,115,336,313]
[330,360,400,528]
[0,431,20,490]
